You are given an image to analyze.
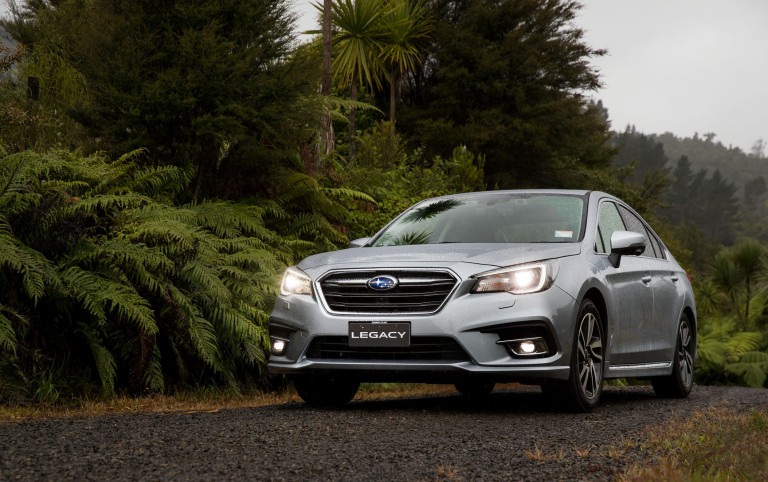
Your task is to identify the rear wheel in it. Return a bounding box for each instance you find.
[293,376,360,408]
[544,299,604,412]
[652,313,695,398]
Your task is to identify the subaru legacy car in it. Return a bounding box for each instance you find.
[268,190,696,411]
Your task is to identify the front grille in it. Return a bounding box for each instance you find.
[319,270,458,314]
[306,336,470,362]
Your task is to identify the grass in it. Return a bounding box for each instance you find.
[0,383,457,422]
[621,406,768,481]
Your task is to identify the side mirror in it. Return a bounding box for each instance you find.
[348,237,370,248]
[608,231,646,268]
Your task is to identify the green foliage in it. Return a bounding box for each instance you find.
[0,148,294,401]
[398,0,613,188]
[694,240,768,388]
[7,0,320,200]
[340,122,486,239]
[331,0,388,91]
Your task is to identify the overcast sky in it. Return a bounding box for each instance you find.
[2,1,765,153]
[289,0,768,154]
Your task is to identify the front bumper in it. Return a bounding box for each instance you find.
[268,269,579,383]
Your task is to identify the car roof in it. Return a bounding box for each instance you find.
[423,189,599,203]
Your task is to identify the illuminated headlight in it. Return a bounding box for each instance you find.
[280,267,312,296]
[471,261,558,294]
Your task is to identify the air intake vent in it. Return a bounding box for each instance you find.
[319,270,458,314]
[306,336,470,361]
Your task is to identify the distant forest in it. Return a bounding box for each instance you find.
[612,126,768,270]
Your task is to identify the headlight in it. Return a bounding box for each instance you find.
[471,261,558,294]
[280,267,312,296]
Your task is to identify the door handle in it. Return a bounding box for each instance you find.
[641,275,652,285]
[671,274,679,282]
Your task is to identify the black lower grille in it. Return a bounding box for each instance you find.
[306,336,470,362]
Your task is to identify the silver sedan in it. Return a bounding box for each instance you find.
[268,190,696,411]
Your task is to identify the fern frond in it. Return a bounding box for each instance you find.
[69,239,173,295]
[129,204,198,225]
[166,285,222,371]
[324,186,377,205]
[256,199,289,221]
[126,219,206,254]
[726,332,763,360]
[178,260,232,302]
[128,165,191,197]
[189,202,270,238]
[61,266,158,334]
[0,232,57,303]
[78,324,117,395]
[696,335,728,368]
[142,344,165,393]
[726,351,768,387]
[0,306,25,354]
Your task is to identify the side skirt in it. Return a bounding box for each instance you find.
[605,361,672,379]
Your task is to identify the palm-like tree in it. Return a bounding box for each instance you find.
[331,0,388,156]
[731,238,767,327]
[379,0,432,123]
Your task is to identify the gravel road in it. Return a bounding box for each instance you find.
[1,385,766,481]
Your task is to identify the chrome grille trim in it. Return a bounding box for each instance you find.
[317,269,459,315]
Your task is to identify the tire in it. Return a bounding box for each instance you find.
[652,313,695,398]
[454,381,495,399]
[293,376,360,408]
[544,299,605,412]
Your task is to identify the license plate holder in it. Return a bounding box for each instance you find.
[348,322,411,347]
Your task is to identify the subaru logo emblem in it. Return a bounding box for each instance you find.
[367,275,398,291]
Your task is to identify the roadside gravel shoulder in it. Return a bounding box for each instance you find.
[1,385,766,481]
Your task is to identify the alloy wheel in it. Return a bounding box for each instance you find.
[577,311,603,400]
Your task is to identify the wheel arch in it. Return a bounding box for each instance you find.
[681,305,698,357]
[582,287,608,334]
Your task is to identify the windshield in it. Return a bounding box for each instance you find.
[370,193,585,246]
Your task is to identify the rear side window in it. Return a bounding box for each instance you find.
[595,202,626,254]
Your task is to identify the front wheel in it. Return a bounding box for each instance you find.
[293,376,360,408]
[652,313,695,398]
[544,299,605,412]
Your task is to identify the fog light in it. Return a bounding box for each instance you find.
[519,341,537,354]
[497,337,549,357]
[270,337,288,356]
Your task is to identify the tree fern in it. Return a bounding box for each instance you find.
[726,351,768,388]
[0,147,319,397]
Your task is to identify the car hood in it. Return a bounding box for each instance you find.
[298,243,581,270]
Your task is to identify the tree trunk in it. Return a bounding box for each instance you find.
[348,82,357,160]
[317,0,334,170]
[389,68,397,123]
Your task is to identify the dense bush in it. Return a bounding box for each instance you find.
[0,149,298,402]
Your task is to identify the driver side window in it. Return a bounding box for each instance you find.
[595,202,626,254]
